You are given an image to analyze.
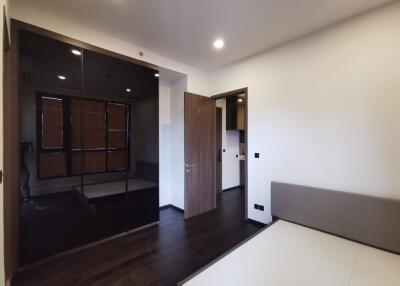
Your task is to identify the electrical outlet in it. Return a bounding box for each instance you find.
[254,203,264,211]
[255,153,260,158]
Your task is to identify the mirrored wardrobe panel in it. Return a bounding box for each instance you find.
[80,49,128,242]
[18,29,159,265]
[125,61,159,231]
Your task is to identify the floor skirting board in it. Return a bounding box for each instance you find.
[246,218,267,227]
[160,204,184,213]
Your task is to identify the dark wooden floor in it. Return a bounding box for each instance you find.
[13,187,262,286]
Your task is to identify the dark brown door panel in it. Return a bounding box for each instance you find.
[184,93,216,219]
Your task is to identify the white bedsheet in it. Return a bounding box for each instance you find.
[183,220,400,286]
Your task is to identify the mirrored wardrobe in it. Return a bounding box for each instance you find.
[18,29,159,265]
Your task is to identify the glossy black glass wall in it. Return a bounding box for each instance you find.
[18,30,159,265]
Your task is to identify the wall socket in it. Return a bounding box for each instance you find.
[254,204,265,211]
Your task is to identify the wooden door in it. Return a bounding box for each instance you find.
[216,107,222,193]
[184,92,216,219]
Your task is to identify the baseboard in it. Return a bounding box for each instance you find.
[246,218,267,227]
[160,204,184,214]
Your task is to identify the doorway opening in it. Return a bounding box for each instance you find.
[212,88,248,219]
[183,89,248,220]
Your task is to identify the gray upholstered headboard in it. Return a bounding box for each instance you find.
[271,182,400,254]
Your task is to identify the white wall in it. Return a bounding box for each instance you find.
[216,99,240,189]
[209,2,400,224]
[170,77,188,209]
[159,81,172,206]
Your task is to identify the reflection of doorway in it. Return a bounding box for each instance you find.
[216,107,222,193]
[212,88,248,219]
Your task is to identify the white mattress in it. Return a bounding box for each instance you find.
[183,220,400,286]
[75,178,157,200]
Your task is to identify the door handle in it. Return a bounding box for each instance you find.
[185,164,197,173]
[185,164,197,167]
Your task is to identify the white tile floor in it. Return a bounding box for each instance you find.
[183,220,400,286]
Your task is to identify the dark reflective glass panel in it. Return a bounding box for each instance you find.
[18,30,84,264]
[18,29,159,265]
[125,63,159,231]
[81,49,128,241]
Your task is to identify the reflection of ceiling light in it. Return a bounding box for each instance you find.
[126,88,131,92]
[71,49,81,56]
[213,38,224,50]
[237,98,243,103]
[154,73,159,77]
[58,75,66,80]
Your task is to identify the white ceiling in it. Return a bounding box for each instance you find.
[15,0,394,71]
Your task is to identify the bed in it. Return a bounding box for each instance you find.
[180,182,400,286]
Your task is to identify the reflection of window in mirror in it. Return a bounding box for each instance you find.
[37,93,130,179]
[38,95,66,178]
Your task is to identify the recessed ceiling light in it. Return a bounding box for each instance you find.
[126,88,131,92]
[213,38,225,50]
[237,98,243,103]
[71,49,81,56]
[58,75,66,80]
[154,73,159,78]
